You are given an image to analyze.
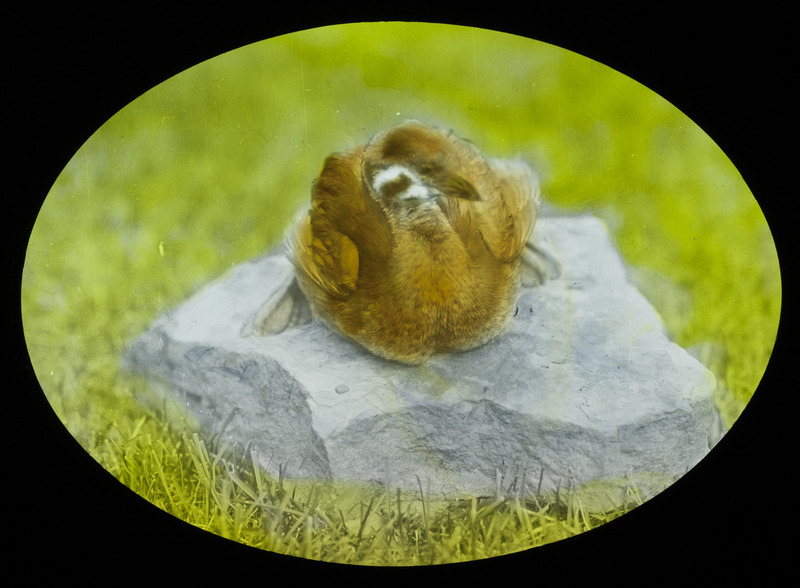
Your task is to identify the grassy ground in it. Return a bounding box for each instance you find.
[21,23,780,564]
[102,407,639,565]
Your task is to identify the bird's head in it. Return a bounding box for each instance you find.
[363,120,485,217]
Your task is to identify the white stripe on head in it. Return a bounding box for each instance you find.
[372,165,416,191]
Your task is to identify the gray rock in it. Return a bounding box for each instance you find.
[124,215,718,508]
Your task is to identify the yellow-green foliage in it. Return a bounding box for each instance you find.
[21,23,780,564]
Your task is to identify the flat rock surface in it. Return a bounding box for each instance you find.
[125,215,718,507]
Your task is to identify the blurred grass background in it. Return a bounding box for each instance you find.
[20,22,780,562]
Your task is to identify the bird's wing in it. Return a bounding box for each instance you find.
[290,148,390,300]
[290,152,363,299]
[290,211,358,299]
[476,158,538,262]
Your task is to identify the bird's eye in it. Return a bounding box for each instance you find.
[418,162,442,176]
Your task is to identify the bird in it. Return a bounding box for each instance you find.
[287,119,545,364]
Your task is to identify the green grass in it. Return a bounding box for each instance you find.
[100,397,636,565]
[21,23,780,564]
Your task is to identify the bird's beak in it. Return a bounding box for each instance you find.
[443,174,481,201]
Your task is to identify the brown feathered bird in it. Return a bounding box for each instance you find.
[289,120,542,364]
